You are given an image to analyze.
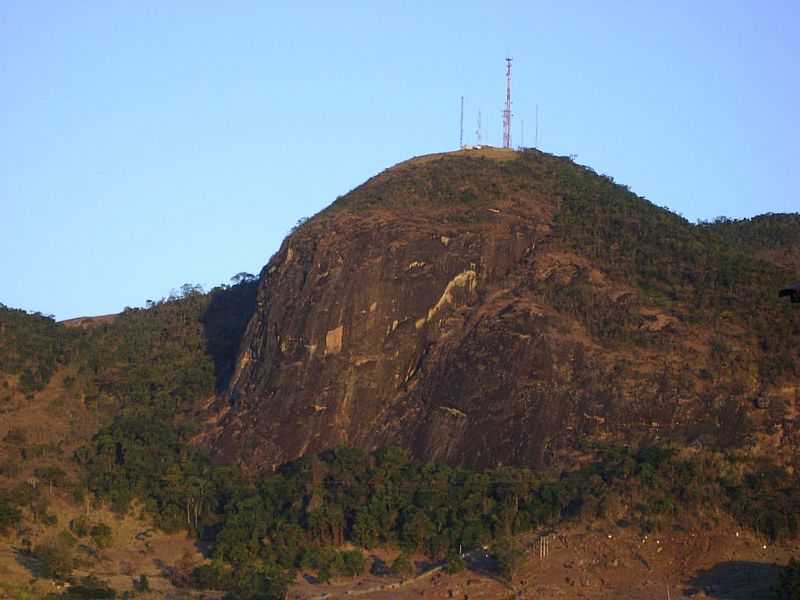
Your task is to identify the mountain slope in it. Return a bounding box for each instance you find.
[208,148,800,472]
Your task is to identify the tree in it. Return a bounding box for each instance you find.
[340,550,365,577]
[90,523,113,549]
[34,466,67,496]
[445,549,465,574]
[492,536,523,580]
[0,498,21,535]
[391,552,414,577]
[34,531,77,579]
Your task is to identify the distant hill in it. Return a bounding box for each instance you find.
[700,213,800,272]
[60,313,118,329]
[207,147,800,473]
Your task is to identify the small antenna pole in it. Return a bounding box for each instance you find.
[476,109,482,144]
[502,57,513,148]
[535,104,539,149]
[521,119,525,148]
[459,96,464,149]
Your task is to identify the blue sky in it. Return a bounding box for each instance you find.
[2,1,798,319]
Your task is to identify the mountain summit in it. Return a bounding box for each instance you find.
[207,148,799,473]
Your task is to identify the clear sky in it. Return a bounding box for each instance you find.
[2,1,798,320]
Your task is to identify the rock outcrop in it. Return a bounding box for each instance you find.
[207,148,800,472]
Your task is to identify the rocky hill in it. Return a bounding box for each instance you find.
[207,147,800,473]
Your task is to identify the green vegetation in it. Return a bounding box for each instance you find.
[1,276,257,421]
[546,155,799,383]
[327,155,509,213]
[390,551,414,577]
[444,549,465,574]
[0,496,22,534]
[75,424,800,599]
[0,305,74,396]
[89,523,113,549]
[701,213,800,252]
[34,530,78,579]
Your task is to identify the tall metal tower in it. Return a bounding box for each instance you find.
[459,96,464,148]
[476,110,482,144]
[502,57,513,148]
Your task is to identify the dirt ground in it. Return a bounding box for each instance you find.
[288,517,799,600]
[0,500,208,598]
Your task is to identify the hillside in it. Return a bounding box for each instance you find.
[209,147,800,473]
[1,148,799,599]
[0,282,258,595]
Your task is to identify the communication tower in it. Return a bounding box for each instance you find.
[502,57,513,148]
[476,110,482,144]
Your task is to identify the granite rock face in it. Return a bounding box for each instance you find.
[207,149,800,472]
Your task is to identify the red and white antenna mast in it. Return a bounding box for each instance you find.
[502,57,513,148]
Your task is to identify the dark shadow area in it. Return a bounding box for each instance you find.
[201,279,259,392]
[415,558,436,573]
[369,554,391,576]
[685,561,782,600]
[12,545,40,577]
[464,548,497,574]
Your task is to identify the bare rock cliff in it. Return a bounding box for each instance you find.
[207,149,800,472]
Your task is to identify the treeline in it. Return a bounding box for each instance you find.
[546,158,799,381]
[701,213,800,252]
[76,412,800,599]
[0,304,75,396]
[0,276,257,420]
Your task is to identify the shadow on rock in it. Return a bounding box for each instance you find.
[685,561,782,600]
[201,279,258,392]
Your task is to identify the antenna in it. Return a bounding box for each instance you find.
[502,57,513,148]
[535,104,539,148]
[476,109,482,144]
[521,119,525,148]
[459,96,464,149]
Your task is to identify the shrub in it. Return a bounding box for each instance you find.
[0,498,22,535]
[34,532,77,579]
[391,552,414,577]
[191,562,227,590]
[70,515,89,537]
[90,523,113,549]
[339,550,365,577]
[445,550,465,574]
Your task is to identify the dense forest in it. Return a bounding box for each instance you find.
[58,427,800,598]
[0,275,257,420]
[0,305,74,398]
